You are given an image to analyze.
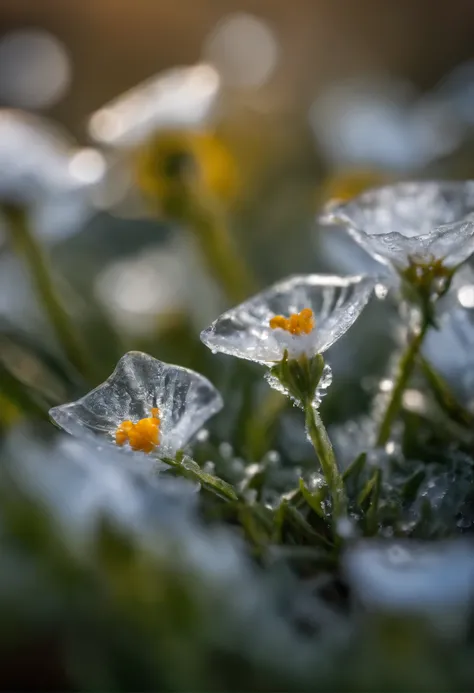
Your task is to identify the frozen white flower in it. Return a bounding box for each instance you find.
[88,63,220,149]
[309,76,459,170]
[200,274,376,365]
[49,351,223,457]
[0,109,100,242]
[321,181,474,271]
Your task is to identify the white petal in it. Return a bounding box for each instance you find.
[49,351,223,455]
[88,64,220,148]
[321,180,474,268]
[200,274,376,364]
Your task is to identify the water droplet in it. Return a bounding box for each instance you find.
[264,450,280,466]
[375,283,389,300]
[243,488,257,504]
[196,428,210,443]
[379,378,393,393]
[458,284,474,309]
[336,516,357,539]
[203,461,215,475]
[219,442,233,459]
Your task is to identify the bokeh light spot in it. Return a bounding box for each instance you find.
[203,13,279,89]
[0,29,71,109]
[458,284,474,309]
[68,148,106,185]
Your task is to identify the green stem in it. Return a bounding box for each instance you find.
[376,318,430,447]
[245,389,287,461]
[419,355,474,429]
[187,194,257,304]
[304,401,347,517]
[2,204,95,384]
[161,177,257,304]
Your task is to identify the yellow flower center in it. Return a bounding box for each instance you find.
[269,308,315,335]
[115,407,161,453]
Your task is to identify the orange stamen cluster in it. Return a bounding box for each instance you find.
[269,308,315,335]
[115,407,161,453]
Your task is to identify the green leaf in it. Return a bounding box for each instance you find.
[401,469,426,503]
[272,499,332,546]
[237,503,274,548]
[0,361,49,419]
[419,355,474,429]
[357,470,378,509]
[298,477,326,518]
[366,469,381,536]
[343,452,367,483]
[162,454,238,501]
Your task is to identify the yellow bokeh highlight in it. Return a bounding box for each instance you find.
[134,130,239,207]
[320,169,391,204]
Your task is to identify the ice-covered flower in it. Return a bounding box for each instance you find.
[49,351,223,457]
[321,181,474,273]
[200,274,376,365]
[0,109,102,242]
[89,64,220,149]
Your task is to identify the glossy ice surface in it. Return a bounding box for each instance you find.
[322,181,474,269]
[50,351,223,456]
[201,274,376,364]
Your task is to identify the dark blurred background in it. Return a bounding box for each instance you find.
[3,0,474,135]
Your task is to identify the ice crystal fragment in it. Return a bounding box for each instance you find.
[49,351,223,456]
[321,181,474,270]
[201,274,376,364]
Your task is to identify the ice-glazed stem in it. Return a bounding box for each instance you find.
[2,204,95,383]
[376,318,430,447]
[304,400,347,517]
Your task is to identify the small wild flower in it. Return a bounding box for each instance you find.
[0,108,98,240]
[322,181,474,445]
[201,274,376,517]
[200,273,375,372]
[49,351,223,457]
[321,181,474,303]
